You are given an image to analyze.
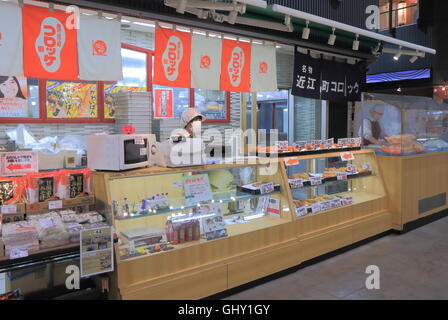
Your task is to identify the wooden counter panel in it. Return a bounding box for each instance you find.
[227,240,301,289]
[352,211,392,243]
[120,264,228,300]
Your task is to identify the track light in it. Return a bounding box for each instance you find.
[352,34,359,51]
[328,27,336,46]
[302,20,310,40]
[409,55,418,63]
[394,46,402,60]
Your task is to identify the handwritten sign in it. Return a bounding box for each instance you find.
[275,141,289,152]
[260,182,275,195]
[1,205,17,214]
[289,179,304,189]
[48,200,63,210]
[1,151,38,176]
[10,248,29,259]
[340,152,355,161]
[337,173,348,181]
[310,177,322,186]
[294,141,307,150]
[183,174,213,206]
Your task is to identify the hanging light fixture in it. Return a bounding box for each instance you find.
[394,46,403,60]
[302,20,310,40]
[328,27,336,45]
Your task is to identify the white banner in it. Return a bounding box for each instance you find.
[250,43,278,92]
[190,35,222,90]
[0,2,23,76]
[77,15,123,81]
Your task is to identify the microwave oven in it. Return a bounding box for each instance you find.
[87,134,157,171]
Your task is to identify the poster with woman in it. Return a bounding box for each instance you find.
[0,76,28,118]
[46,81,97,118]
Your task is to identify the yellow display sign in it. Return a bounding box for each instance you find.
[80,226,113,278]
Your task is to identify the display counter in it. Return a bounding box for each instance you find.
[91,149,391,300]
[378,150,448,230]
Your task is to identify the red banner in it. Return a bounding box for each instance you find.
[154,27,191,88]
[22,5,78,80]
[220,39,251,92]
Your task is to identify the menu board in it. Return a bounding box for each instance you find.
[183,174,213,206]
[80,226,113,278]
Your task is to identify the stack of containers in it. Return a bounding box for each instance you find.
[114,92,153,134]
[2,222,39,256]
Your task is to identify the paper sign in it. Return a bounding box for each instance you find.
[310,177,322,186]
[139,148,147,156]
[311,140,322,148]
[1,151,38,176]
[260,182,275,194]
[284,157,300,166]
[362,162,371,171]
[153,88,174,119]
[1,205,17,214]
[296,207,308,217]
[289,179,304,189]
[80,226,114,278]
[311,203,321,214]
[340,152,355,161]
[48,200,63,210]
[275,141,289,152]
[183,174,213,206]
[10,248,28,259]
[344,196,354,205]
[267,198,281,217]
[201,210,228,241]
[337,138,347,147]
[294,141,307,150]
[337,173,348,181]
[134,136,145,145]
[325,138,335,148]
[347,163,357,173]
[354,137,362,147]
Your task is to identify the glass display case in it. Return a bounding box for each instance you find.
[92,161,293,262]
[284,151,386,218]
[356,93,448,156]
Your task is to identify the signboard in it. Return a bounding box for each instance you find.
[153,88,174,119]
[80,226,114,278]
[0,76,29,118]
[1,151,38,176]
[183,174,213,206]
[292,47,366,102]
[220,39,251,92]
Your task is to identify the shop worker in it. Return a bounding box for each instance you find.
[179,108,206,138]
[359,104,386,146]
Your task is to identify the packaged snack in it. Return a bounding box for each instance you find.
[25,172,59,204]
[0,177,26,205]
[30,213,69,249]
[56,169,91,199]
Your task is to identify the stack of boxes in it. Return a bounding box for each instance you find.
[114,92,153,134]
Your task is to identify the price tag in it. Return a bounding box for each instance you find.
[296,207,308,217]
[10,248,28,259]
[294,141,307,150]
[362,162,371,171]
[337,173,348,180]
[344,196,354,205]
[134,136,145,145]
[275,141,289,152]
[267,198,281,217]
[139,147,147,156]
[310,177,322,186]
[48,200,63,210]
[289,179,304,189]
[354,137,362,147]
[332,199,342,208]
[325,138,335,148]
[340,152,355,161]
[337,138,347,147]
[311,203,321,214]
[256,196,270,213]
[311,140,322,149]
[284,157,300,166]
[347,163,357,173]
[1,205,17,214]
[260,182,275,195]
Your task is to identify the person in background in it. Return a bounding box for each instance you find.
[179,108,206,138]
[359,104,386,146]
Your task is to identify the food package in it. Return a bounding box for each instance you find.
[59,210,78,223]
[0,177,26,205]
[64,223,83,243]
[56,169,91,199]
[25,172,59,204]
[2,221,40,256]
[29,213,70,249]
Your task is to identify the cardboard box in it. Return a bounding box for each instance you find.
[10,266,47,294]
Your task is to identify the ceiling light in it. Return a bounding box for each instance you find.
[328,27,336,46]
[121,19,131,23]
[409,55,418,63]
[302,21,310,40]
[352,34,359,51]
[133,21,156,28]
[397,87,402,92]
[276,45,282,48]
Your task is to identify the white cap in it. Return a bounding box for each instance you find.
[180,108,205,128]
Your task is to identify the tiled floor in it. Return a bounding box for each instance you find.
[224,216,448,300]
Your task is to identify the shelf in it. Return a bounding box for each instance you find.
[26,195,95,215]
[114,189,282,221]
[288,171,373,190]
[253,147,361,158]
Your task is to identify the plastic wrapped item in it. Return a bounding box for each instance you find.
[5,124,37,148]
[64,223,83,243]
[2,221,40,256]
[58,135,87,165]
[25,172,59,204]
[29,213,69,249]
[55,169,91,199]
[59,210,77,223]
[0,176,26,205]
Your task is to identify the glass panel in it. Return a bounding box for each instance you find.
[118,48,147,88]
[46,81,98,118]
[194,89,227,121]
[293,96,322,141]
[0,76,39,118]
